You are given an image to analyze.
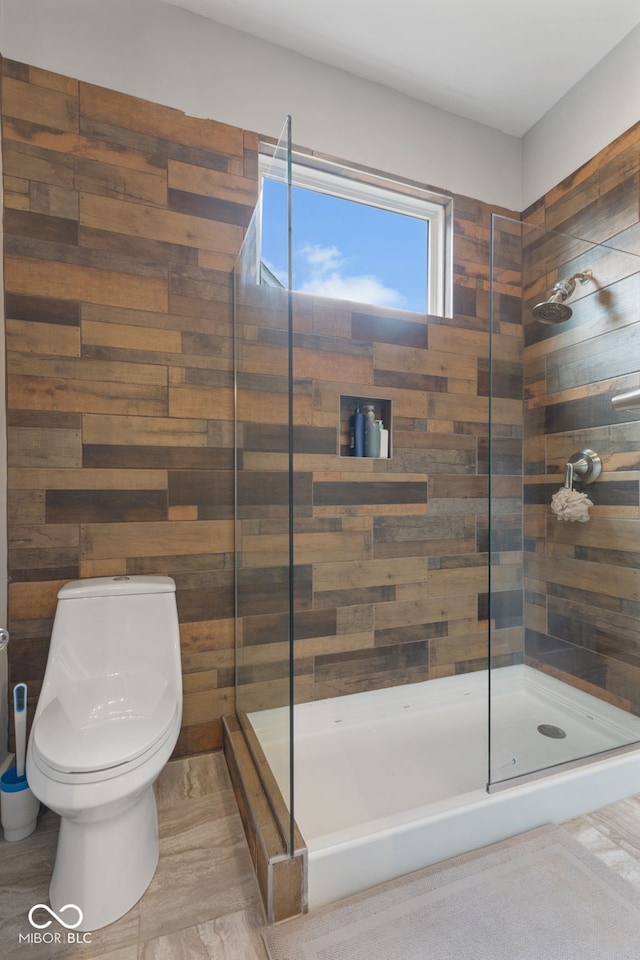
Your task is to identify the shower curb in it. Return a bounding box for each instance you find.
[223,715,307,924]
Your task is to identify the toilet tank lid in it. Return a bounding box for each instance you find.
[58,576,176,600]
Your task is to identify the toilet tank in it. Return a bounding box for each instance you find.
[40,576,182,711]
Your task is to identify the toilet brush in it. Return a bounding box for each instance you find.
[14,683,27,778]
[0,682,40,840]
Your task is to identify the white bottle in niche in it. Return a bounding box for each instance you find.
[378,423,389,459]
[364,406,380,457]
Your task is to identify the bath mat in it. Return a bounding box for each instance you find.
[264,825,640,960]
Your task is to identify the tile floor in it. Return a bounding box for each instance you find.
[3,751,640,959]
[0,753,268,960]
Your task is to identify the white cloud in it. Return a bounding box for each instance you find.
[299,243,343,272]
[300,273,407,307]
[296,243,406,309]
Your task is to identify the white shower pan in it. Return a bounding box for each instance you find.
[250,665,640,909]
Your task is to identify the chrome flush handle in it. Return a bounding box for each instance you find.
[0,628,9,652]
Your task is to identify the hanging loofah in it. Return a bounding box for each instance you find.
[550,486,593,522]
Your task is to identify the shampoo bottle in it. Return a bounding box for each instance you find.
[377,421,389,459]
[349,402,364,457]
[364,405,380,458]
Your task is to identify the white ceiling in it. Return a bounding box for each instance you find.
[166,0,640,135]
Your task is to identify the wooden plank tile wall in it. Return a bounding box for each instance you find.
[1,57,258,755]
[2,56,522,748]
[521,121,640,713]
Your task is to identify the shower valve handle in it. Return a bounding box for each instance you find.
[564,449,602,487]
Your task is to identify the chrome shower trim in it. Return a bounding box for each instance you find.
[566,448,601,485]
[611,388,640,411]
[532,269,593,324]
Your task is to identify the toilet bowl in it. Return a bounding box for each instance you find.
[26,575,182,931]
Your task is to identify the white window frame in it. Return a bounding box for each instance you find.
[258,147,452,317]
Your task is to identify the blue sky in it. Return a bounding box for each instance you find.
[261,181,428,313]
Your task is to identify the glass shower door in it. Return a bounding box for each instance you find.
[234,117,295,850]
[489,214,640,788]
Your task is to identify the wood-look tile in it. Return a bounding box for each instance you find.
[75,155,167,206]
[314,480,427,506]
[5,291,80,326]
[79,82,243,157]
[546,174,640,244]
[3,137,76,192]
[5,254,167,312]
[314,557,427,592]
[80,226,198,269]
[2,75,79,131]
[168,188,254,228]
[173,719,223,755]
[7,318,81,357]
[79,192,243,255]
[82,413,207,446]
[10,374,167,418]
[5,207,78,244]
[46,489,167,523]
[168,159,257,204]
[373,368,447,393]
[83,444,229,470]
[351,311,428,348]
[80,519,233,560]
[4,114,157,173]
[79,114,233,173]
[9,425,82,468]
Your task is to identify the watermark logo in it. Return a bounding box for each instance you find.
[28,904,83,930]
[18,903,92,946]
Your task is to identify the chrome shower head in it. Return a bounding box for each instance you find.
[532,270,593,324]
[532,297,574,324]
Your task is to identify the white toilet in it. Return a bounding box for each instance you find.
[26,575,183,931]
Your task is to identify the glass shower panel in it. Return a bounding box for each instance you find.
[489,214,640,788]
[234,117,294,850]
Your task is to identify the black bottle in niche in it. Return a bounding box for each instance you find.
[349,402,364,457]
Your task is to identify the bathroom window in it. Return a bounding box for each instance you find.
[258,149,451,317]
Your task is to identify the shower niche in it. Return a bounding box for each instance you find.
[339,395,392,458]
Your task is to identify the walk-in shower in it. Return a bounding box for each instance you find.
[233,122,640,915]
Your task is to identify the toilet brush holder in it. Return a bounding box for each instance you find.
[1,766,40,841]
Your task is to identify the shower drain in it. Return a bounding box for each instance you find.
[537,723,567,739]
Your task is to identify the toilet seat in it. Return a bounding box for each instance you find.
[32,673,177,775]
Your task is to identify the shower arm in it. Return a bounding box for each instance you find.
[611,388,640,411]
[553,270,592,298]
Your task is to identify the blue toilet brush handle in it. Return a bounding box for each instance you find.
[13,683,27,779]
